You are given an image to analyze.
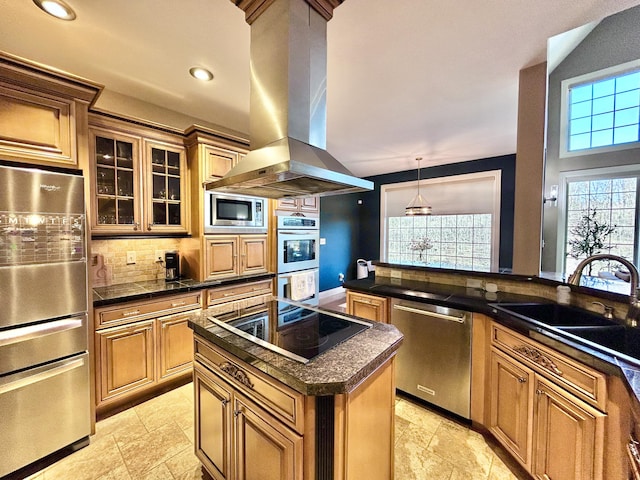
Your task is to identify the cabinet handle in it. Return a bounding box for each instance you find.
[147,223,152,231]
[359,299,372,304]
[233,410,242,417]
[171,301,186,307]
[122,310,140,317]
[133,222,139,231]
[221,399,229,407]
[518,377,526,383]
[219,362,254,389]
[513,344,563,376]
[223,292,234,297]
[535,389,546,395]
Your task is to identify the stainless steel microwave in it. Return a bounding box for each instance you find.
[204,192,267,234]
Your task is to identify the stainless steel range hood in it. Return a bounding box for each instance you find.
[205,0,373,199]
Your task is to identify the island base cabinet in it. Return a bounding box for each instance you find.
[532,377,605,480]
[194,363,302,480]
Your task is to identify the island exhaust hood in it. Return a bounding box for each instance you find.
[204,0,373,199]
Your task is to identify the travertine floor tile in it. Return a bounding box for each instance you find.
[43,435,125,480]
[118,422,191,478]
[96,464,131,480]
[94,408,148,447]
[394,414,411,444]
[395,398,443,434]
[134,388,194,433]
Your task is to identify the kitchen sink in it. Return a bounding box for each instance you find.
[493,302,640,360]
[493,303,618,327]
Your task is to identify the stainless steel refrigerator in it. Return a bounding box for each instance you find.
[0,163,90,477]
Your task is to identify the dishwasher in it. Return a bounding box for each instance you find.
[391,298,472,419]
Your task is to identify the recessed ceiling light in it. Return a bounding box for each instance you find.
[189,67,214,82]
[33,0,77,20]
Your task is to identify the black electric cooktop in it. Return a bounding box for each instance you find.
[208,300,371,363]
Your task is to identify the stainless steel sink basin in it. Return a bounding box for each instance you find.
[493,303,618,327]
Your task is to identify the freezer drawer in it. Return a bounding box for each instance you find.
[391,299,472,419]
[0,352,91,477]
[0,314,87,375]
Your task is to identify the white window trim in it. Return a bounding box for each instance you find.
[555,163,640,273]
[559,58,640,158]
[379,170,501,271]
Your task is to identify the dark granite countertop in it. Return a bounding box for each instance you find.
[188,301,404,396]
[344,276,640,403]
[93,273,275,307]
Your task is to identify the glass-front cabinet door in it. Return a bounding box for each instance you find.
[144,140,187,233]
[90,129,142,233]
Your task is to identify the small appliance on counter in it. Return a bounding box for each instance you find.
[165,251,180,281]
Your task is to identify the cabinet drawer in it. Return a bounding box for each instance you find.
[96,292,202,329]
[194,338,304,434]
[491,323,607,411]
[206,280,272,306]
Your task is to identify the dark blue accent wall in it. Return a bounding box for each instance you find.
[319,154,516,291]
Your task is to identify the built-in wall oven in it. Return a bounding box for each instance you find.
[276,215,319,304]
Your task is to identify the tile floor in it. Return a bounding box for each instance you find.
[22,382,527,480]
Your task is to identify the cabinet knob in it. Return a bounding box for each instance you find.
[233,410,241,417]
[133,222,139,231]
[147,223,152,231]
[221,399,229,407]
[518,377,526,383]
[535,389,546,395]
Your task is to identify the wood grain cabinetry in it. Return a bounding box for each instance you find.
[88,115,188,235]
[205,235,268,280]
[489,322,606,479]
[276,197,319,215]
[94,292,201,413]
[0,53,100,168]
[205,279,272,307]
[346,291,389,323]
[194,339,304,480]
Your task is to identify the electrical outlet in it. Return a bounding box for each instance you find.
[126,251,136,265]
[338,273,344,282]
[155,250,165,262]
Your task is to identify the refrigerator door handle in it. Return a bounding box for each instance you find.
[0,317,84,347]
[0,357,86,395]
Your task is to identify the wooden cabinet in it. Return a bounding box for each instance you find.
[88,115,188,235]
[489,322,606,479]
[94,292,201,413]
[205,279,272,307]
[194,340,304,480]
[276,197,319,215]
[205,235,268,280]
[346,291,389,323]
[0,53,100,168]
[203,145,239,180]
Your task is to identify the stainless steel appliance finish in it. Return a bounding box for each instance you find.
[277,229,319,274]
[390,298,472,419]
[277,269,320,306]
[204,0,373,199]
[204,191,267,234]
[0,163,90,477]
[164,250,180,281]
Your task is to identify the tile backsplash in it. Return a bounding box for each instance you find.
[91,238,181,286]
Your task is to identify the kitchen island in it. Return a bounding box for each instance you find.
[188,299,403,480]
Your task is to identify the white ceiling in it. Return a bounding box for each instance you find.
[1,0,639,177]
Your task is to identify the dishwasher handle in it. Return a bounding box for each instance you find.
[393,304,466,323]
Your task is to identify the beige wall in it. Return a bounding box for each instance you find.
[512,62,546,275]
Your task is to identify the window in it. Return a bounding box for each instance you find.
[381,171,501,272]
[561,60,640,156]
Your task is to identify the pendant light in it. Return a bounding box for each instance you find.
[405,157,432,216]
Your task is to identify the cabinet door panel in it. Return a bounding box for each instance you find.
[234,395,303,480]
[206,236,238,279]
[533,377,605,480]
[489,348,533,469]
[98,320,155,402]
[205,147,237,179]
[346,292,388,323]
[158,314,194,380]
[194,365,233,480]
[240,235,268,275]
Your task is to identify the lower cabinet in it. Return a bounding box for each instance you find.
[94,293,201,413]
[194,355,303,480]
[346,291,389,323]
[489,323,606,480]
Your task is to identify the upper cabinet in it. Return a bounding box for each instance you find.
[276,197,319,215]
[0,52,101,168]
[88,115,188,236]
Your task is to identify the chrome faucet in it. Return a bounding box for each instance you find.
[568,254,640,326]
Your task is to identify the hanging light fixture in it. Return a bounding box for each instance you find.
[405,157,432,216]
